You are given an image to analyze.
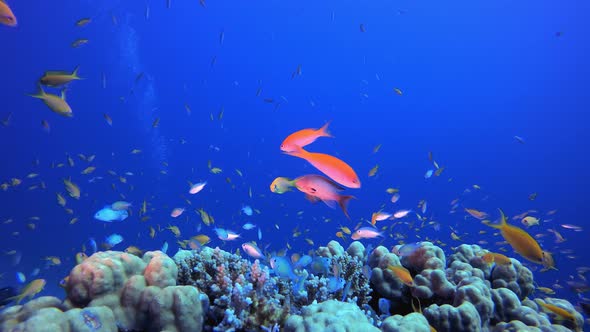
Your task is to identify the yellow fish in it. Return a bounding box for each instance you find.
[63,179,80,199]
[484,209,553,269]
[11,279,46,304]
[40,66,81,87]
[29,87,73,117]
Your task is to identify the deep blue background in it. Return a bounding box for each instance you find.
[1,0,589,314]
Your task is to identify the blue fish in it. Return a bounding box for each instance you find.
[294,255,312,269]
[309,257,331,275]
[105,234,123,247]
[241,205,253,216]
[88,238,97,254]
[327,276,345,293]
[270,256,306,293]
[94,206,128,222]
[161,241,169,254]
[379,298,391,315]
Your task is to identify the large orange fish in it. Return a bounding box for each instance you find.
[292,174,354,219]
[285,146,360,188]
[280,122,332,152]
[484,209,555,270]
[0,0,17,27]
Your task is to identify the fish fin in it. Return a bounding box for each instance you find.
[283,145,307,159]
[321,199,338,210]
[28,85,46,99]
[338,195,355,219]
[72,65,82,79]
[319,121,333,138]
[483,209,507,229]
[304,194,321,204]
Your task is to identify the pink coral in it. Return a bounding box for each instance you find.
[251,259,269,289]
[216,265,230,290]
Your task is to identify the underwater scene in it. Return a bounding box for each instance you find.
[1,0,589,331]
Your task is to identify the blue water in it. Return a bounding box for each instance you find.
[1,0,589,313]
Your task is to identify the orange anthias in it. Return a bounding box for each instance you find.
[280,122,332,152]
[285,146,360,189]
[293,174,354,219]
[484,209,555,270]
[0,0,17,27]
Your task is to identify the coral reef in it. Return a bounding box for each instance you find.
[284,300,380,332]
[0,242,585,332]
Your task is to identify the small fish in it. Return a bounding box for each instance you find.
[371,211,392,225]
[280,122,332,152]
[56,193,66,207]
[285,146,360,189]
[152,118,160,128]
[75,18,91,27]
[359,23,366,32]
[270,177,295,194]
[514,136,525,144]
[351,227,383,240]
[390,193,400,203]
[481,252,512,265]
[424,170,434,179]
[40,66,81,87]
[63,179,80,199]
[392,209,411,219]
[11,279,46,304]
[368,165,379,177]
[170,208,185,218]
[528,192,537,201]
[242,223,256,230]
[105,234,123,247]
[161,241,169,254]
[465,208,487,220]
[29,87,73,117]
[71,39,89,48]
[560,224,583,231]
[189,181,206,194]
[111,201,131,211]
[103,113,113,126]
[75,252,88,264]
[521,216,540,227]
[94,206,128,222]
[241,205,253,216]
[393,88,403,95]
[242,243,264,258]
[484,209,554,269]
[387,265,413,286]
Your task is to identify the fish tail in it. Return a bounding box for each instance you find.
[283,145,307,159]
[28,85,46,99]
[319,121,333,138]
[338,195,355,219]
[484,209,507,229]
[72,65,82,79]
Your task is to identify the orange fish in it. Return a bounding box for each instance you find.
[371,211,392,225]
[484,209,554,269]
[465,208,487,220]
[280,122,332,152]
[293,174,354,219]
[0,0,17,27]
[285,146,360,188]
[481,252,512,265]
[12,279,46,304]
[387,265,413,287]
